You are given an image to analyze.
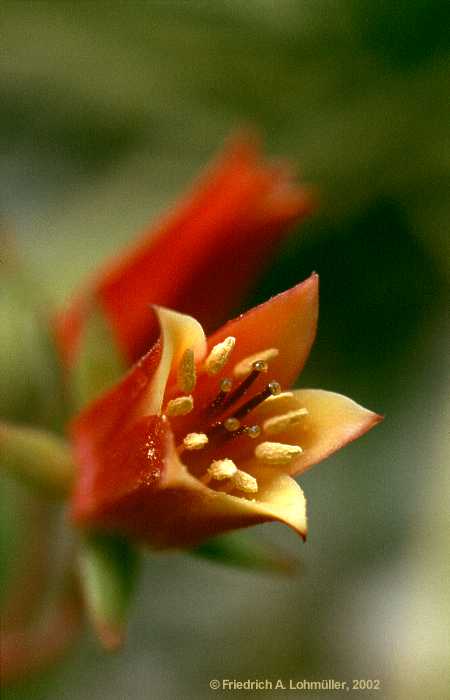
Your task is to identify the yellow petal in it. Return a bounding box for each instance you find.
[251,389,382,476]
[143,432,307,547]
[140,307,206,415]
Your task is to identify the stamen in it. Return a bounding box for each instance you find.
[204,336,236,375]
[207,458,238,481]
[224,417,240,432]
[177,348,196,393]
[213,422,259,443]
[206,378,233,417]
[233,381,282,420]
[221,365,264,412]
[255,441,303,465]
[183,432,208,450]
[231,469,258,494]
[263,408,308,435]
[233,348,279,378]
[166,395,194,417]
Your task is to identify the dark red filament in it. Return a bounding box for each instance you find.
[206,389,229,418]
[233,384,275,420]
[220,369,260,412]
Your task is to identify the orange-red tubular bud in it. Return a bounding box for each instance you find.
[70,279,381,550]
[54,134,314,368]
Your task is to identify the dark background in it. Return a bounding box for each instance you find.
[1,2,449,699]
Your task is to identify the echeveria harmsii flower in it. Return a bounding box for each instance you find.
[54,135,314,368]
[71,274,381,548]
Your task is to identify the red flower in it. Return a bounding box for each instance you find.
[54,135,314,368]
[71,275,382,548]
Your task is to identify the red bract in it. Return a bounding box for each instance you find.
[71,276,382,549]
[54,135,314,368]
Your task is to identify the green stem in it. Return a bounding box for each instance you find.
[0,421,74,498]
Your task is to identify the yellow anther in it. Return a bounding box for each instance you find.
[232,469,258,494]
[208,458,238,481]
[183,432,209,450]
[263,391,294,406]
[233,348,279,378]
[166,395,194,417]
[205,336,236,375]
[263,408,308,435]
[177,348,196,393]
[254,441,302,465]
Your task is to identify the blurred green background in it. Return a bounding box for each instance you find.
[1,1,449,698]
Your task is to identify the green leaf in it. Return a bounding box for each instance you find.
[191,531,300,575]
[78,532,140,650]
[69,301,126,411]
[0,421,74,497]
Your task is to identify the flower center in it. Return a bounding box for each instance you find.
[163,337,307,498]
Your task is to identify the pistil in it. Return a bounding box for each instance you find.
[221,361,267,412]
[173,342,304,501]
[205,378,233,417]
[233,381,281,420]
[233,348,279,378]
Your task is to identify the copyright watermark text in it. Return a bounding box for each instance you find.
[209,678,381,692]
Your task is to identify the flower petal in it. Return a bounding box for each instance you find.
[250,388,382,476]
[148,465,308,548]
[174,274,319,430]
[73,414,307,548]
[54,135,313,367]
[71,412,167,523]
[140,307,206,415]
[208,273,318,386]
[70,342,162,519]
[141,435,308,547]
[71,306,207,522]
